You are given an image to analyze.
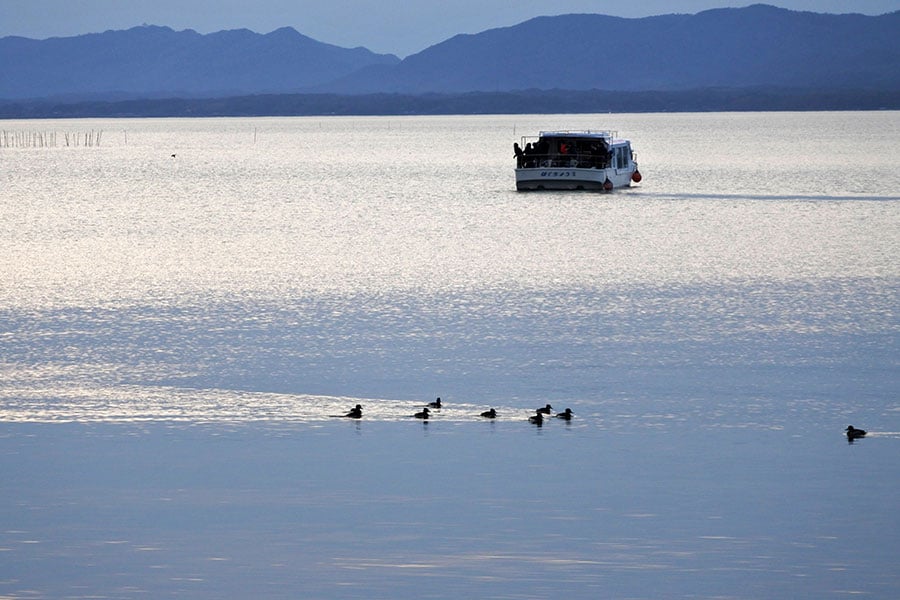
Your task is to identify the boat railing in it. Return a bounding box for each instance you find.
[520,130,615,143]
[516,152,611,170]
[534,129,617,139]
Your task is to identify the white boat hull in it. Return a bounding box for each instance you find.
[515,166,635,191]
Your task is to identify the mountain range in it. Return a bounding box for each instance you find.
[344,5,900,94]
[1,4,898,104]
[0,25,399,100]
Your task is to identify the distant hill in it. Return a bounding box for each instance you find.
[0,4,898,108]
[330,5,900,93]
[0,25,400,100]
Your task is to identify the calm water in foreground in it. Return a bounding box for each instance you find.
[1,112,899,598]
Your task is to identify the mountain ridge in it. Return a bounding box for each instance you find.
[1,5,898,105]
[0,25,400,100]
[334,5,899,93]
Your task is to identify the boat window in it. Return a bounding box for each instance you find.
[615,146,629,169]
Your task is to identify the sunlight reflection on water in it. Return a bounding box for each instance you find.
[1,113,898,599]
[2,113,898,309]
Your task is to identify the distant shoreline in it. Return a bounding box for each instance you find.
[2,88,898,119]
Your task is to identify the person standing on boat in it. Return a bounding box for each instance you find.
[514,142,525,167]
[592,140,610,168]
[524,142,535,167]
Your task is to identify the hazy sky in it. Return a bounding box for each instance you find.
[2,0,898,57]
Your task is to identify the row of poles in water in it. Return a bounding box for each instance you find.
[0,129,103,148]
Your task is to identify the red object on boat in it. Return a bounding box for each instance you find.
[632,170,642,183]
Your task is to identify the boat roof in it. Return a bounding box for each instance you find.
[539,130,614,139]
[529,130,630,144]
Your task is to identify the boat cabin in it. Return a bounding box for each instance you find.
[516,131,632,170]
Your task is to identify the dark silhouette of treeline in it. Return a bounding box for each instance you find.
[2,88,897,119]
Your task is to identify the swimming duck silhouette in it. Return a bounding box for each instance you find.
[845,425,867,439]
[536,404,553,415]
[555,408,574,420]
[413,407,431,419]
[529,411,544,425]
[428,397,442,408]
[344,404,363,418]
[480,408,497,418]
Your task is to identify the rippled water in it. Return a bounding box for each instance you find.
[1,112,898,598]
[2,112,898,419]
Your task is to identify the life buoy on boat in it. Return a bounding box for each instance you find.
[603,178,614,191]
[632,170,642,183]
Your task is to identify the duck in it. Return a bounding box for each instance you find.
[529,411,544,425]
[480,408,497,419]
[344,404,363,419]
[555,408,574,421]
[428,397,442,409]
[845,425,867,439]
[413,407,431,419]
[536,404,553,415]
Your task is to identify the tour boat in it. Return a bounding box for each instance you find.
[514,130,641,191]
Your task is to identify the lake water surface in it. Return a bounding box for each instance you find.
[1,112,899,598]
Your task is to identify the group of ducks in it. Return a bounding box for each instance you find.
[343,398,574,424]
[345,405,868,438]
[526,404,574,425]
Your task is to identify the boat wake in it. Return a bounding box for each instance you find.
[0,382,530,424]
